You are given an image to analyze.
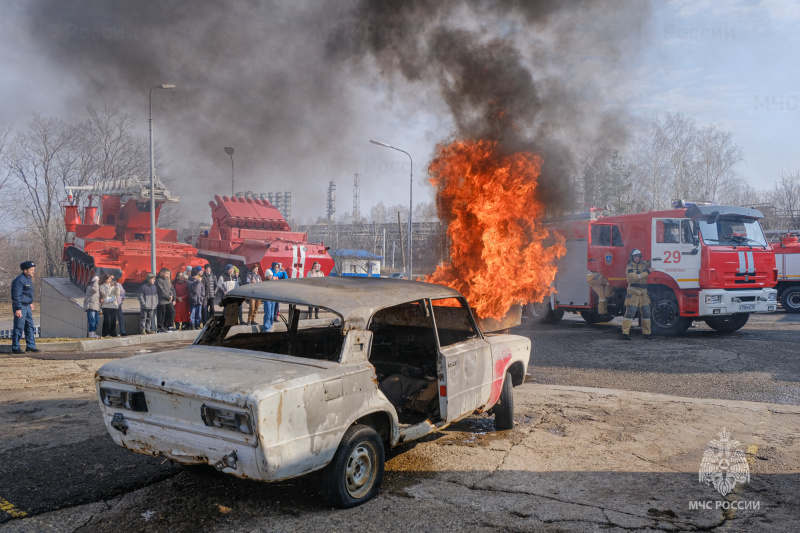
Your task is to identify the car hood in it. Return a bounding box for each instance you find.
[96,346,338,407]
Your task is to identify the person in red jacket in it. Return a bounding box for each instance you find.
[173,271,191,330]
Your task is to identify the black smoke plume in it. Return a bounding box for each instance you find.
[20,0,650,217]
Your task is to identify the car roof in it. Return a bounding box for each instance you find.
[224,276,463,330]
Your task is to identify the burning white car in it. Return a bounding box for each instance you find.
[95,277,530,507]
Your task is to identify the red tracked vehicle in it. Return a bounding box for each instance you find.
[63,177,197,288]
[195,194,334,277]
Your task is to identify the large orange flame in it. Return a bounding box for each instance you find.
[426,139,565,320]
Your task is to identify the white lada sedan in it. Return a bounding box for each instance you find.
[96,277,531,507]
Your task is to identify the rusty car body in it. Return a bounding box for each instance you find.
[95,277,531,507]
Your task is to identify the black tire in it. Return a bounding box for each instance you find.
[321,425,384,508]
[524,301,547,321]
[494,372,515,431]
[780,286,800,313]
[704,313,750,333]
[542,309,564,324]
[523,301,563,324]
[649,291,691,336]
[579,310,614,324]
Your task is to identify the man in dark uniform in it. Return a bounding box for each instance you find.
[621,249,654,341]
[11,261,39,354]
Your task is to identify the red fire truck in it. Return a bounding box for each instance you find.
[530,203,778,335]
[771,232,800,312]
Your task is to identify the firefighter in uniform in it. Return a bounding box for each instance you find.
[622,249,655,340]
[587,272,613,315]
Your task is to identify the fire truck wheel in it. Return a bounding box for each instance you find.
[542,309,564,324]
[780,286,800,313]
[704,313,750,333]
[524,302,564,324]
[579,311,614,324]
[650,295,691,336]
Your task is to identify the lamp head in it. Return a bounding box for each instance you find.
[224,146,235,156]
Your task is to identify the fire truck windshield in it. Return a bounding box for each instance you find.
[698,217,768,248]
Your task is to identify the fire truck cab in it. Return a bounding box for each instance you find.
[535,204,778,336]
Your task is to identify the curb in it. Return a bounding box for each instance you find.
[0,330,200,354]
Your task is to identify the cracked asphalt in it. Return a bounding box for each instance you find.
[1,312,798,532]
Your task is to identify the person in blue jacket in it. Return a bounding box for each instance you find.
[270,262,287,319]
[11,261,39,354]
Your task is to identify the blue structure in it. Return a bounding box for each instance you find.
[330,249,383,277]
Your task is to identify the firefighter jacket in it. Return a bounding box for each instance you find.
[625,260,651,296]
[11,273,34,312]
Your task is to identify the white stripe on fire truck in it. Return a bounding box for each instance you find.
[290,245,298,278]
[746,251,755,273]
[738,251,745,273]
[298,245,306,277]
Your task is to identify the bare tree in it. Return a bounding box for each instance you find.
[0,121,13,228]
[579,146,634,213]
[767,170,800,230]
[630,113,745,210]
[4,114,79,277]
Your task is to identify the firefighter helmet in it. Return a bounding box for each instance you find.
[630,248,643,261]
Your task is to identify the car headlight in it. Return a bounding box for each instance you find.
[705,295,722,304]
[100,387,148,412]
[201,405,253,435]
[768,293,777,301]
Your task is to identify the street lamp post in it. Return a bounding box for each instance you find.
[224,146,235,197]
[369,139,413,279]
[149,83,175,276]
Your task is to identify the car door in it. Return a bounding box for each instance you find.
[651,218,701,289]
[430,297,492,423]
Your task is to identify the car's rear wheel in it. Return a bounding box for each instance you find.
[704,313,750,333]
[494,372,515,431]
[322,425,384,508]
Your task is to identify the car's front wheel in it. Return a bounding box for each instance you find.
[493,372,515,430]
[322,425,385,508]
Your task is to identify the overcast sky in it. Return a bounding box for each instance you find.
[0,0,798,222]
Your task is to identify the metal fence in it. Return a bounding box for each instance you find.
[0,326,40,339]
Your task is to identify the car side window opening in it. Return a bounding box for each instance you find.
[194,299,345,362]
[430,297,479,347]
[368,300,440,424]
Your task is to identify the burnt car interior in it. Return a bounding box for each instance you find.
[195,300,345,362]
[368,300,440,424]
[194,296,482,425]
